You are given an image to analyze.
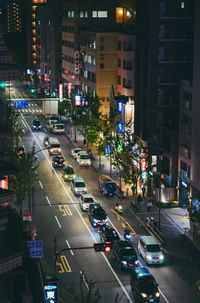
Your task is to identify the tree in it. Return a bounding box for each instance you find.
[60,271,121,303]
[9,145,39,212]
[58,98,72,117]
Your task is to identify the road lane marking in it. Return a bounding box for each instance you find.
[59,204,72,216]
[111,209,136,235]
[46,195,51,206]
[80,271,89,290]
[55,216,62,228]
[66,240,74,256]
[39,180,43,189]
[60,255,72,272]
[19,136,22,142]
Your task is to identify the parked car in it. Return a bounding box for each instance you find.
[99,226,120,247]
[130,267,160,303]
[32,119,42,131]
[79,194,96,211]
[51,123,65,134]
[76,151,91,166]
[62,165,75,181]
[112,240,139,269]
[138,236,165,265]
[71,176,87,196]
[88,204,108,228]
[98,174,117,196]
[71,147,83,159]
[52,155,65,168]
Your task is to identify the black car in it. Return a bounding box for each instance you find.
[88,204,109,228]
[99,226,119,247]
[130,267,160,303]
[112,240,139,269]
[32,119,42,131]
[52,155,65,168]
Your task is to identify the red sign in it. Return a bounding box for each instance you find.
[0,176,8,190]
[140,158,146,172]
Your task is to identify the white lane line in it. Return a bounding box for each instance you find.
[66,240,74,256]
[23,144,26,150]
[19,136,22,142]
[21,119,26,128]
[39,180,43,189]
[46,196,51,206]
[80,271,89,290]
[55,216,62,228]
[18,113,135,303]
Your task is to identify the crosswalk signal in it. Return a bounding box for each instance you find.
[93,243,111,253]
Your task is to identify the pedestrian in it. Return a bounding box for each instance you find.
[147,200,152,212]
[137,194,142,206]
[142,186,146,198]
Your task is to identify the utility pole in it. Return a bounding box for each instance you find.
[54,236,57,279]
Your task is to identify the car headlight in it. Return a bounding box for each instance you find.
[94,219,99,223]
[141,293,147,298]
[159,254,164,260]
[155,292,160,298]
[135,260,139,265]
[104,218,108,222]
[146,255,152,260]
[121,261,127,265]
[33,125,36,128]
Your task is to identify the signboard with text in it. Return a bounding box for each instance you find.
[117,100,123,113]
[44,278,59,303]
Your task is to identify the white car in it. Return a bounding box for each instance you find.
[51,123,65,134]
[76,151,91,166]
[71,147,83,159]
[79,194,96,211]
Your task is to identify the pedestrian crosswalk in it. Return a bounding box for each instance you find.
[15,102,42,114]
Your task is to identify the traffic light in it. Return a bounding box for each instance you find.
[30,88,36,94]
[93,243,111,253]
[0,81,5,90]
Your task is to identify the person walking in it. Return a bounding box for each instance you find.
[147,200,152,212]
[137,194,142,207]
[142,186,146,198]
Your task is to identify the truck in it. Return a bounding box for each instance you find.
[42,100,58,119]
[98,174,117,196]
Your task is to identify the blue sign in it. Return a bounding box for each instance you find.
[27,240,43,258]
[44,280,58,303]
[14,101,28,109]
[105,144,111,156]
[117,121,124,133]
[117,100,123,113]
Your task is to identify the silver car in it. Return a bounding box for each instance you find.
[79,194,96,211]
[71,147,83,159]
[71,176,87,196]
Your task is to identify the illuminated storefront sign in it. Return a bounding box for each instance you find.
[59,84,63,99]
[117,121,124,133]
[0,176,8,190]
[117,100,123,113]
[140,158,147,172]
[44,280,58,303]
[75,95,88,106]
[105,144,111,156]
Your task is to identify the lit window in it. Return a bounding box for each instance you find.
[84,70,88,78]
[92,11,97,18]
[98,11,108,18]
[181,2,184,8]
[88,55,91,64]
[68,10,74,18]
[80,11,84,18]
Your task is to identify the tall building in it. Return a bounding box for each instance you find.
[6,0,24,33]
[135,0,194,198]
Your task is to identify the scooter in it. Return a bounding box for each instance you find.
[124,230,131,241]
[115,203,123,214]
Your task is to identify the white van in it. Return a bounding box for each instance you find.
[138,235,165,265]
[47,137,61,155]
[51,123,65,134]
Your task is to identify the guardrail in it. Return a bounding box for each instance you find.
[145,216,166,244]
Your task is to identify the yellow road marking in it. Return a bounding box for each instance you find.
[59,204,72,216]
[111,209,136,235]
[56,255,72,273]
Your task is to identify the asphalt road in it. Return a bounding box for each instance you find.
[10,84,200,303]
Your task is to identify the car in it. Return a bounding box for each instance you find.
[71,176,87,196]
[79,194,96,211]
[99,226,120,247]
[51,123,65,134]
[88,204,108,228]
[130,267,160,303]
[76,151,91,166]
[48,115,59,128]
[32,119,42,131]
[47,137,61,155]
[62,165,75,181]
[71,147,83,159]
[112,240,139,269]
[52,155,65,168]
[43,136,49,147]
[138,236,165,265]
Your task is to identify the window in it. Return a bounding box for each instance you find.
[100,37,104,43]
[84,70,88,79]
[88,55,91,64]
[100,54,104,60]
[92,11,108,18]
[118,58,121,67]
[80,11,88,18]
[118,75,121,85]
[92,11,97,18]
[67,10,74,18]
[181,2,184,8]
[100,63,104,69]
[99,45,104,51]
[118,41,121,50]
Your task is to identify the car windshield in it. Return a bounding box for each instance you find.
[51,144,60,148]
[75,182,85,188]
[94,210,106,219]
[55,124,64,129]
[57,157,64,162]
[50,117,58,121]
[121,248,136,257]
[146,244,161,252]
[75,149,82,153]
[140,276,156,288]
[105,231,119,241]
[33,120,40,126]
[84,197,94,203]
[80,155,89,159]
[64,167,74,174]
[105,182,116,190]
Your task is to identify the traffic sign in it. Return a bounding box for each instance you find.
[14,101,28,109]
[27,240,43,258]
[44,278,59,303]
